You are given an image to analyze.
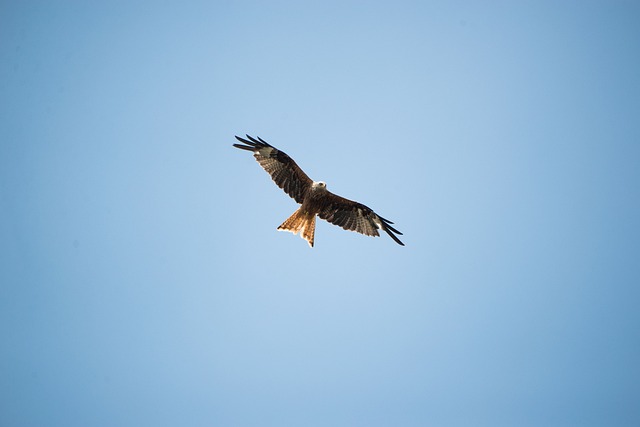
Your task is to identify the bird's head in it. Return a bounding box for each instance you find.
[312,181,327,191]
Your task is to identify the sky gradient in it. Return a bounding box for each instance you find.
[2,1,640,426]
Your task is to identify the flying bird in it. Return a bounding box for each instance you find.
[233,135,404,247]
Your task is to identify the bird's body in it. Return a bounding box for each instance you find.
[233,135,404,247]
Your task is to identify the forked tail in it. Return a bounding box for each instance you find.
[277,208,316,247]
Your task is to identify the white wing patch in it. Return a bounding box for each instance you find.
[256,146,274,157]
[373,215,383,230]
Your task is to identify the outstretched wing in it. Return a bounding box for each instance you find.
[234,135,313,204]
[317,192,404,246]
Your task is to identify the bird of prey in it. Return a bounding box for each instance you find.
[233,135,404,247]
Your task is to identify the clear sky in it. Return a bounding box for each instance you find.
[1,1,639,426]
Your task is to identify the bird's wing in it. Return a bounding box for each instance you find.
[234,135,313,204]
[317,191,404,246]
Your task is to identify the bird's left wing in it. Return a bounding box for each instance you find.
[234,135,313,204]
[317,191,404,246]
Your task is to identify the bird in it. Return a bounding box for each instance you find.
[233,134,404,247]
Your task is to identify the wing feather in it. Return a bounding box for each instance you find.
[234,135,313,204]
[317,192,405,246]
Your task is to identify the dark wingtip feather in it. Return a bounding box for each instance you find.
[246,134,272,148]
[235,135,257,145]
[378,214,394,225]
[378,215,402,236]
[234,134,271,151]
[384,223,403,235]
[233,143,255,151]
[376,214,404,245]
[256,136,271,146]
[384,227,405,246]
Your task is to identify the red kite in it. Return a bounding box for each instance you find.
[233,135,404,247]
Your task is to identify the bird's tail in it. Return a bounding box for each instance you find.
[277,208,316,248]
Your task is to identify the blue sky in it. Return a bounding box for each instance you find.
[1,1,639,426]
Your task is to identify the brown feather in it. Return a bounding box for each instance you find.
[277,208,316,247]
